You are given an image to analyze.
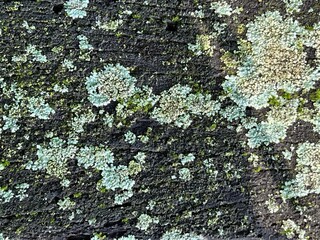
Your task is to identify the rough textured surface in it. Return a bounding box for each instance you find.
[1,1,320,240]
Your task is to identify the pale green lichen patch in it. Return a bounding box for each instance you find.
[136,214,159,231]
[179,153,195,165]
[151,84,220,128]
[85,64,137,107]
[27,96,55,120]
[25,137,77,183]
[246,100,299,148]
[178,168,192,181]
[222,11,319,109]
[77,146,135,203]
[124,131,136,144]
[77,35,93,51]
[0,187,14,204]
[188,35,214,56]
[281,219,307,239]
[283,0,304,14]
[96,19,123,32]
[210,1,239,17]
[58,197,76,211]
[281,141,320,199]
[65,0,89,19]
[160,229,205,240]
[12,44,47,63]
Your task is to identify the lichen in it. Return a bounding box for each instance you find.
[151,84,220,128]
[223,11,319,109]
[85,64,137,107]
[136,214,159,231]
[65,0,89,19]
[281,141,320,199]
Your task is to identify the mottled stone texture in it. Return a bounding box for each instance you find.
[1,1,320,240]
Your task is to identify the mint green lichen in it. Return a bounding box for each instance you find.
[25,137,77,182]
[15,183,29,201]
[27,96,55,120]
[100,165,135,191]
[124,131,136,144]
[0,188,14,204]
[22,20,35,33]
[160,230,205,240]
[179,168,192,181]
[77,35,93,51]
[25,44,47,63]
[77,146,135,201]
[102,112,114,128]
[2,115,19,133]
[53,84,69,93]
[65,0,89,19]
[151,84,220,128]
[62,59,76,72]
[85,64,137,107]
[58,197,76,211]
[223,11,319,109]
[0,233,9,240]
[179,153,195,165]
[76,146,114,170]
[283,0,304,14]
[281,141,320,199]
[136,214,159,231]
[70,110,96,135]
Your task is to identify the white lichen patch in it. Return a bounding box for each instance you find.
[283,0,304,14]
[223,11,320,109]
[151,84,220,129]
[77,35,93,51]
[85,64,137,107]
[25,137,77,182]
[265,194,280,213]
[281,141,320,199]
[210,1,239,17]
[65,0,89,19]
[179,153,195,165]
[0,187,14,204]
[281,219,307,239]
[58,197,76,210]
[179,168,192,181]
[27,96,55,120]
[136,214,159,231]
[77,146,135,202]
[160,229,206,240]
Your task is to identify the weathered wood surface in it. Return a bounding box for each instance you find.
[0,1,320,239]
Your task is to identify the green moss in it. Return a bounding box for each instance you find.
[172,16,180,22]
[73,192,82,198]
[268,96,281,107]
[310,89,320,102]
[132,13,141,19]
